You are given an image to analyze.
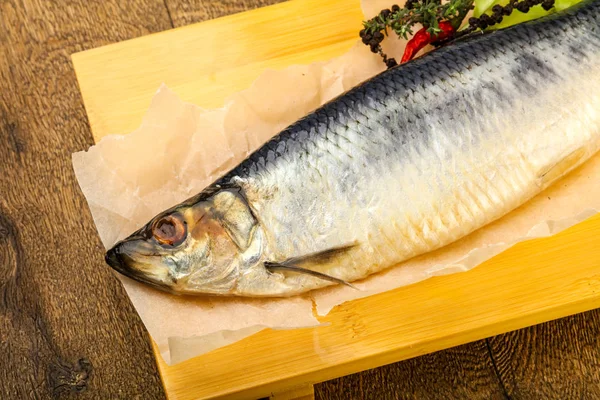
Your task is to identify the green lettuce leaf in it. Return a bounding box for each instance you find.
[474,0,583,30]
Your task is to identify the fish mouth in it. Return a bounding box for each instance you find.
[105,246,130,275]
[104,245,175,293]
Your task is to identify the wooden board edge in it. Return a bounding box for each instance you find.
[216,290,600,399]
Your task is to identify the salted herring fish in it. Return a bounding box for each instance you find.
[105,0,600,297]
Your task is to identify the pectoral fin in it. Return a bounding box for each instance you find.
[282,243,358,266]
[264,243,359,289]
[264,262,356,288]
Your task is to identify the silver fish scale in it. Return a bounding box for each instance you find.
[208,0,600,292]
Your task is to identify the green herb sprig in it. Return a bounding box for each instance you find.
[360,0,557,68]
[361,0,474,41]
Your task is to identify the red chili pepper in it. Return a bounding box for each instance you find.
[401,21,455,63]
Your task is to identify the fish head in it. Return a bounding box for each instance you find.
[105,188,263,295]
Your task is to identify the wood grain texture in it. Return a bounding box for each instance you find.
[0,0,171,398]
[166,0,284,26]
[317,310,600,400]
[316,341,506,400]
[489,310,600,399]
[270,384,315,400]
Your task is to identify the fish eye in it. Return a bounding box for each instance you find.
[151,213,187,246]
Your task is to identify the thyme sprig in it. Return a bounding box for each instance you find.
[361,0,474,41]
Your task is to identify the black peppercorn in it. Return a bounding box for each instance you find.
[515,2,525,12]
[542,0,554,10]
[492,4,503,14]
[386,58,398,68]
[391,4,400,12]
[468,17,479,28]
[479,15,490,29]
[380,9,391,19]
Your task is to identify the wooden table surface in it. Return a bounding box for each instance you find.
[1,0,599,399]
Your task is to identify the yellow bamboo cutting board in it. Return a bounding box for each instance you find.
[72,0,600,399]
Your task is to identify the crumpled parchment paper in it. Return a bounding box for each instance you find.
[72,0,600,365]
